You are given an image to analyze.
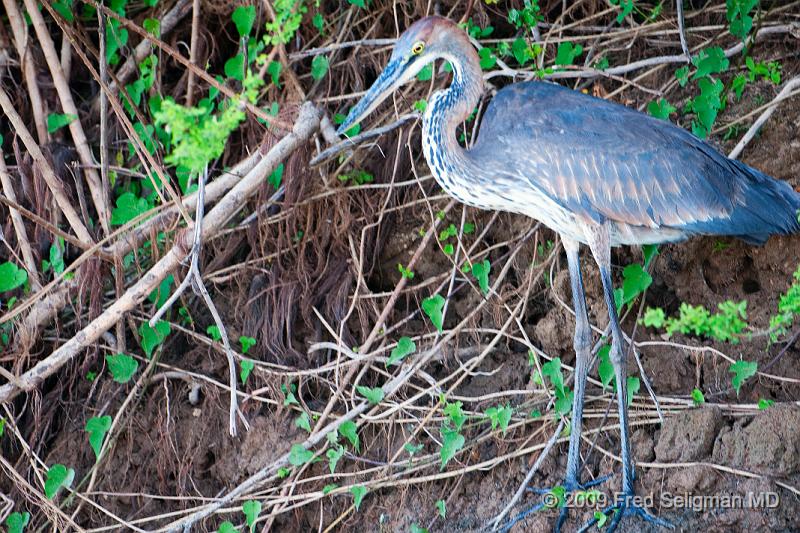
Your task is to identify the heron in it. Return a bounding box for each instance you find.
[336,16,800,532]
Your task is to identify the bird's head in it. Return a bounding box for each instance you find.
[336,16,466,136]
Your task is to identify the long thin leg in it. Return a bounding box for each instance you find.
[555,237,594,532]
[563,237,592,488]
[587,225,672,532]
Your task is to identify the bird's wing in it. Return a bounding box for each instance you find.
[474,82,741,230]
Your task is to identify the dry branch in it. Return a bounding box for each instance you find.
[0,103,321,404]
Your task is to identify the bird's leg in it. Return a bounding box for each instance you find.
[585,227,673,533]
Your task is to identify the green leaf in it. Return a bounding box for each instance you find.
[351,485,367,510]
[339,420,360,451]
[348,0,366,8]
[295,412,311,432]
[240,359,254,384]
[484,404,513,435]
[439,426,465,469]
[594,510,608,528]
[620,263,652,308]
[413,99,427,113]
[691,47,729,79]
[642,244,659,269]
[46,112,78,133]
[641,307,666,328]
[110,192,150,225]
[85,415,112,461]
[512,37,533,65]
[51,0,74,22]
[44,464,75,500]
[730,360,757,395]
[288,444,314,466]
[242,500,261,532]
[597,345,614,390]
[422,294,446,332]
[436,499,446,519]
[268,163,284,189]
[312,13,324,31]
[147,274,173,309]
[326,444,344,473]
[471,259,491,295]
[267,61,282,86]
[626,376,640,407]
[546,485,566,508]
[555,42,583,66]
[143,17,160,37]
[387,337,416,366]
[691,388,705,406]
[311,55,329,81]
[232,5,256,38]
[239,336,257,354]
[758,398,774,410]
[404,442,423,455]
[410,525,429,533]
[322,483,338,494]
[106,353,139,383]
[217,522,238,533]
[541,358,565,397]
[443,400,466,430]
[224,53,245,82]
[277,466,291,478]
[675,65,690,87]
[206,325,222,341]
[416,64,433,81]
[647,99,676,121]
[478,47,497,70]
[0,262,28,292]
[139,320,170,358]
[356,385,384,405]
[5,512,31,533]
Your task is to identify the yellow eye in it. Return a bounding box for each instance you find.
[411,41,425,55]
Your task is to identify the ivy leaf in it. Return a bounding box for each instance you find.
[620,263,652,308]
[416,64,433,81]
[110,192,150,226]
[471,259,491,295]
[224,53,245,82]
[242,500,261,533]
[675,65,690,87]
[44,464,75,500]
[478,48,496,70]
[386,337,416,366]
[232,5,256,39]
[443,400,466,430]
[139,320,170,358]
[350,485,367,510]
[597,345,614,390]
[295,412,311,433]
[322,483,338,494]
[555,42,583,66]
[5,512,30,533]
[348,0,366,8]
[594,510,608,528]
[436,499,446,519]
[326,444,344,473]
[47,113,78,133]
[422,294,446,332]
[339,420,360,451]
[730,360,757,395]
[626,376,640,407]
[642,244,659,269]
[484,404,513,435]
[691,388,705,406]
[217,522,238,533]
[240,359,255,384]
[51,0,74,22]
[439,426,465,469]
[288,444,314,466]
[268,163,284,189]
[0,262,28,292]
[267,61,282,86]
[311,55,329,81]
[512,37,532,65]
[541,358,565,397]
[239,336,257,354]
[85,415,112,461]
[641,307,666,328]
[106,353,139,383]
[356,386,384,405]
[647,99,676,121]
[691,47,729,79]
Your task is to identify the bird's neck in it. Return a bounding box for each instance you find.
[421,49,482,186]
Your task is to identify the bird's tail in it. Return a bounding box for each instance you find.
[727,161,800,245]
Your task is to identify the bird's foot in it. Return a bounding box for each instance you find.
[497,475,611,533]
[577,489,674,533]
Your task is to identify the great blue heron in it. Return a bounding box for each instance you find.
[337,15,800,532]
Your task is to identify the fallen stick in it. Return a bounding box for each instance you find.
[0,103,321,404]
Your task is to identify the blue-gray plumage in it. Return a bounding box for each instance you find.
[337,15,800,533]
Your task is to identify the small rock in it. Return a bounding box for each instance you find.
[632,428,655,462]
[655,406,722,462]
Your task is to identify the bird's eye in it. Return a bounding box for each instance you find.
[411,41,425,55]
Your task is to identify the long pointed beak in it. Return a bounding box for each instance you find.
[337,58,405,136]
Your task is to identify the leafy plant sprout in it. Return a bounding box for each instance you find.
[337,15,800,533]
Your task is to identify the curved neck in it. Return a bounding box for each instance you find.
[426,48,483,134]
